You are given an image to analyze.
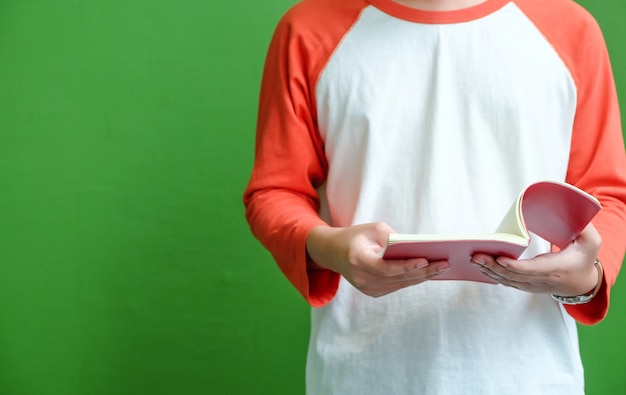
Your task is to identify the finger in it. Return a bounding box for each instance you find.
[365,263,451,297]
[348,261,430,292]
[471,256,535,287]
[472,264,546,292]
[375,257,430,277]
[378,260,451,284]
[473,254,552,282]
[473,258,554,292]
[471,255,509,281]
[473,265,506,283]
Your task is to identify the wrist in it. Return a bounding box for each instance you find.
[552,259,603,305]
[306,226,338,271]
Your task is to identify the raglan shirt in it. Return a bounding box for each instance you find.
[244,0,626,393]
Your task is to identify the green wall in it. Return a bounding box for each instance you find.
[0,1,623,394]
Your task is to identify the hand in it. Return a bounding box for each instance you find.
[306,222,451,297]
[471,224,602,296]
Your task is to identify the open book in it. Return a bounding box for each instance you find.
[382,181,601,283]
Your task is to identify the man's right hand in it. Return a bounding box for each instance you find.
[306,222,451,297]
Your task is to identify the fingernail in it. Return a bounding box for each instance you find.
[438,261,451,272]
[471,258,485,267]
[496,258,509,267]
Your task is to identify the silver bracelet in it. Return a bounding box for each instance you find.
[551,259,603,305]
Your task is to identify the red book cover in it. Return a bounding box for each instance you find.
[382,181,602,283]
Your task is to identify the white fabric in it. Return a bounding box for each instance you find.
[309,3,583,394]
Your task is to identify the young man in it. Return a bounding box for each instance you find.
[244,0,626,393]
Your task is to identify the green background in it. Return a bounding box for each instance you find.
[0,1,624,394]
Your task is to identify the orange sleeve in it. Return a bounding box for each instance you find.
[563,23,626,325]
[243,0,366,307]
[518,0,626,324]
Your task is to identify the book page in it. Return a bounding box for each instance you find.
[493,192,528,239]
